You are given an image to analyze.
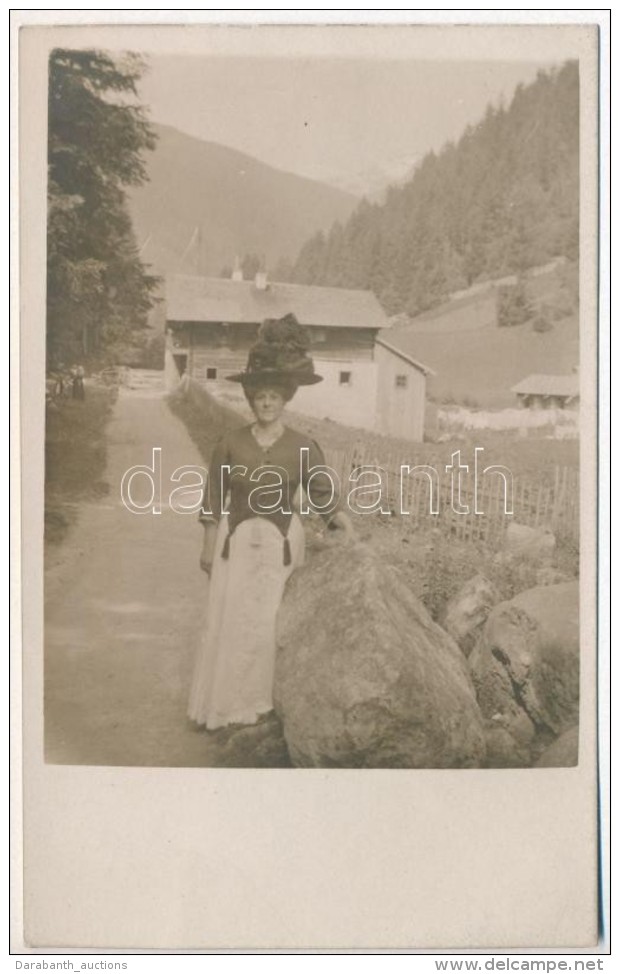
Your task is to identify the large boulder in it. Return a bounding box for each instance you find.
[483,720,534,769]
[535,726,579,768]
[535,566,573,587]
[212,714,292,768]
[440,574,499,657]
[274,543,486,768]
[469,581,579,767]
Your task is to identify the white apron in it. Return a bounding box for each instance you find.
[188,514,305,730]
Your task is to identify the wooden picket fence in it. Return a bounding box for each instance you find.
[323,442,579,550]
[179,380,579,551]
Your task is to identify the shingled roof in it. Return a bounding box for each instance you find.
[166,275,389,330]
[511,374,580,398]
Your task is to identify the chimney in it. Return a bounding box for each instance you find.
[231,256,243,282]
[254,269,268,291]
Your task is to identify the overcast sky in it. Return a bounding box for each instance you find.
[136,55,556,186]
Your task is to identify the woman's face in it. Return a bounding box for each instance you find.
[250,387,287,424]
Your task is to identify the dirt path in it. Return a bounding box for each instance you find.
[44,375,289,767]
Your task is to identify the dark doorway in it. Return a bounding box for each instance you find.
[173,354,188,377]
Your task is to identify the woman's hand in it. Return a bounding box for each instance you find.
[200,522,218,575]
[328,510,356,544]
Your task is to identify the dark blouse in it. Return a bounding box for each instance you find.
[199,424,341,541]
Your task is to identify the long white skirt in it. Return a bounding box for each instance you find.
[188,514,305,730]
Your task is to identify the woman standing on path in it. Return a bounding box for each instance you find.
[188,314,354,731]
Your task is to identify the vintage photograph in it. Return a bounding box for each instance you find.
[16,16,606,952]
[43,31,583,772]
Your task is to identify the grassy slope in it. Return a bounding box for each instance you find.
[44,386,117,545]
[165,383,243,463]
[391,264,580,409]
[419,314,578,408]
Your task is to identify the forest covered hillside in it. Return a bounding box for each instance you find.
[284,62,579,317]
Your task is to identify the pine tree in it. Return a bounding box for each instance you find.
[497,276,533,327]
[289,61,579,316]
[47,48,158,367]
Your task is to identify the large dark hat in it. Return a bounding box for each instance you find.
[226,313,323,387]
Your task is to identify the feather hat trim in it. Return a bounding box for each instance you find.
[226,313,323,386]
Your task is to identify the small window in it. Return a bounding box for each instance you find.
[395,374,408,389]
[339,371,352,386]
[206,367,218,380]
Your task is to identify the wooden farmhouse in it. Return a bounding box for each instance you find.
[164,272,434,441]
[511,373,580,410]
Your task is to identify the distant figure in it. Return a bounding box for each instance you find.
[72,365,85,401]
[53,363,66,398]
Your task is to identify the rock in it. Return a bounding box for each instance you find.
[535,566,572,587]
[274,543,486,768]
[440,574,499,657]
[469,582,579,757]
[534,726,579,767]
[504,522,556,563]
[211,713,292,768]
[483,720,533,768]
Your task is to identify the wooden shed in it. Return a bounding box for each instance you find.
[374,337,435,442]
[511,373,580,410]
